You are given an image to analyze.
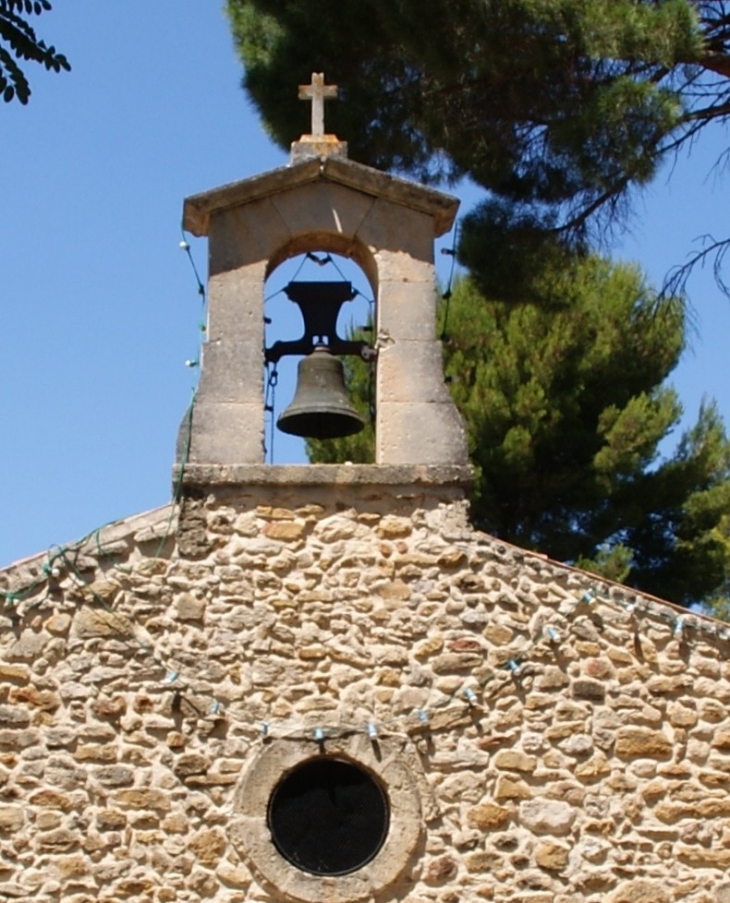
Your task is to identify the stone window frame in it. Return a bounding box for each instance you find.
[230,732,424,903]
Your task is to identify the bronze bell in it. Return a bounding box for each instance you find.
[277,345,365,439]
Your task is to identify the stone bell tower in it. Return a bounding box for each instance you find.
[176,73,469,491]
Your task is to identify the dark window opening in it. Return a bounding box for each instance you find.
[268,756,389,876]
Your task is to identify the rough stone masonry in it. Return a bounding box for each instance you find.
[1,479,730,903]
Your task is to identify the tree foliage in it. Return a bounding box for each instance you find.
[0,0,69,105]
[308,258,730,608]
[227,0,730,294]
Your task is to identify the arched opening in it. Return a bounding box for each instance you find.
[263,237,376,464]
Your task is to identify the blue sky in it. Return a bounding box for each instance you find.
[1,1,729,566]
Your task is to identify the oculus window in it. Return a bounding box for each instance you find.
[268,756,389,876]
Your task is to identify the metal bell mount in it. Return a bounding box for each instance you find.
[265,281,373,440]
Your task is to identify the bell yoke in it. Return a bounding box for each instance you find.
[265,280,372,440]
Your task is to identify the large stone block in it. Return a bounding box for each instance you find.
[377,280,439,341]
[0,806,24,832]
[466,802,511,830]
[195,339,263,405]
[535,841,569,871]
[270,182,375,246]
[197,273,264,404]
[207,265,266,330]
[359,197,433,264]
[519,799,577,835]
[615,727,672,760]
[373,246,435,284]
[607,879,670,903]
[376,400,468,465]
[209,200,289,274]
[377,340,452,405]
[187,401,264,465]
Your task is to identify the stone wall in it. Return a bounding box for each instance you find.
[1,487,729,903]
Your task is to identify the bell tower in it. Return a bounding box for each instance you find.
[175,74,469,493]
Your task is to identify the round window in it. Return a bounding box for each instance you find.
[267,756,389,876]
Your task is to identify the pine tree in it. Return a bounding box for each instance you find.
[227,0,730,290]
[308,257,730,608]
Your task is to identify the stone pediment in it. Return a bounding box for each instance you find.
[182,156,459,238]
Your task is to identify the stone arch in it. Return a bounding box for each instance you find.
[266,230,378,300]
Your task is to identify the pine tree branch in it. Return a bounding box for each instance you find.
[697,49,730,77]
[681,98,730,120]
[664,235,730,299]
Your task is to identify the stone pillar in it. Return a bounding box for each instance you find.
[358,200,468,466]
[186,199,289,466]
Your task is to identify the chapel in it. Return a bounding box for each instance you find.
[1,75,730,903]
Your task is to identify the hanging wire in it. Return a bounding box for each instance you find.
[303,252,376,308]
[440,221,460,342]
[264,253,310,305]
[179,230,206,303]
[317,252,346,281]
[306,251,332,267]
[179,233,208,375]
[264,364,279,463]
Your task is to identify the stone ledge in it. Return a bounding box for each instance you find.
[173,463,473,489]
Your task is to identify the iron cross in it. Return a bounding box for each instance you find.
[299,73,338,137]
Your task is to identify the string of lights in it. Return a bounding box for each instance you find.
[126,578,730,745]
[439,221,460,343]
[180,231,206,372]
[178,230,206,302]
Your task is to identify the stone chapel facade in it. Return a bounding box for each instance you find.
[1,78,730,903]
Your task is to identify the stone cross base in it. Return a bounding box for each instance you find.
[290,135,348,162]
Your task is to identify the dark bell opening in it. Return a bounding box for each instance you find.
[268,757,389,876]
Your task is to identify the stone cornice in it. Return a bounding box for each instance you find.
[182,157,459,238]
